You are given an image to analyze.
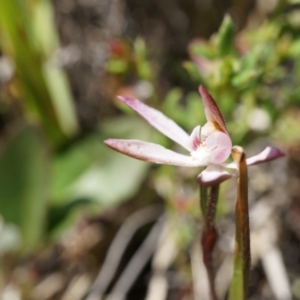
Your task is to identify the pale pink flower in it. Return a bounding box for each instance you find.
[105,86,284,186]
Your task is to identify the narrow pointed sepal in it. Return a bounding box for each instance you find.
[244,146,285,166]
[198,86,227,133]
[226,146,285,169]
[104,139,205,167]
[117,96,191,150]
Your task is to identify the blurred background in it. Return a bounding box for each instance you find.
[0,0,300,299]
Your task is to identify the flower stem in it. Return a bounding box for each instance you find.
[205,185,219,228]
[200,185,220,300]
[200,186,208,216]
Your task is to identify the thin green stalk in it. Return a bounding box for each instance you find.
[228,146,250,300]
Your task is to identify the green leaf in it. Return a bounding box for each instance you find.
[51,116,153,207]
[48,198,92,233]
[188,40,216,59]
[232,69,260,88]
[0,125,49,251]
[161,88,184,124]
[106,59,129,74]
[216,15,236,56]
[182,61,203,82]
[134,37,153,80]
[186,92,206,130]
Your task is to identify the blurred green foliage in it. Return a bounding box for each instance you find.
[0,0,78,145]
[0,0,152,252]
[106,13,300,149]
[185,13,300,145]
[0,125,48,250]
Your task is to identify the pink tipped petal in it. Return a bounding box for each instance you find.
[187,125,201,150]
[226,146,285,169]
[117,96,191,150]
[198,86,227,133]
[205,131,232,164]
[245,146,285,166]
[104,139,204,167]
[197,165,233,186]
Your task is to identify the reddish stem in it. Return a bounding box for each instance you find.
[200,185,219,300]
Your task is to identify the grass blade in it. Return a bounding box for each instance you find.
[0,0,78,146]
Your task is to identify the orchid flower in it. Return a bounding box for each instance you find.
[104,86,284,186]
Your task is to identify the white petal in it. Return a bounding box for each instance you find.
[187,125,201,150]
[197,165,233,186]
[245,146,285,166]
[104,139,204,167]
[226,146,285,169]
[204,131,232,163]
[118,96,191,150]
